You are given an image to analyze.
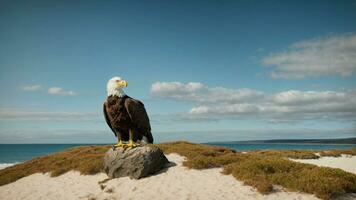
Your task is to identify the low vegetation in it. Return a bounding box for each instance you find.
[155,141,240,169]
[248,149,320,159]
[0,145,111,186]
[157,142,356,199]
[223,157,356,199]
[247,148,356,159]
[318,148,356,157]
[0,141,355,200]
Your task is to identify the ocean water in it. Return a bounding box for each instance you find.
[0,143,355,169]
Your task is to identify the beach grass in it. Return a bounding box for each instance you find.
[157,142,356,199]
[222,156,356,199]
[248,149,320,159]
[318,148,356,157]
[0,141,356,200]
[0,145,111,186]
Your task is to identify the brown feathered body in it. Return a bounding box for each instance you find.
[103,95,154,143]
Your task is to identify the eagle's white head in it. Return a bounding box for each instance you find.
[107,76,128,97]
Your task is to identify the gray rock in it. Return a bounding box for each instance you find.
[103,146,169,179]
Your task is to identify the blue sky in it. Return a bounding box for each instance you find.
[0,0,355,143]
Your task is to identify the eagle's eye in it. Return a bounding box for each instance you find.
[116,80,120,82]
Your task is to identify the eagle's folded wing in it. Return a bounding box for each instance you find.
[125,98,154,143]
[103,102,116,137]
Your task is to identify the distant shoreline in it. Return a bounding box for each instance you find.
[207,137,356,145]
[207,142,356,146]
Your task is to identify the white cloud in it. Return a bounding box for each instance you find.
[48,87,77,96]
[151,81,263,103]
[151,81,204,100]
[188,90,356,121]
[20,85,42,91]
[262,33,356,79]
[151,81,356,122]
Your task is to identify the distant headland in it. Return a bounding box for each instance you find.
[209,137,356,145]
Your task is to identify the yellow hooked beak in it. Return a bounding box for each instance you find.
[117,80,128,88]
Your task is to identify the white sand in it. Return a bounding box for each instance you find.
[1,154,355,200]
[291,155,356,174]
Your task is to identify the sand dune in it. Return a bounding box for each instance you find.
[0,153,355,200]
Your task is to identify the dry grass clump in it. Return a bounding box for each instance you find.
[105,188,114,193]
[318,148,356,157]
[248,149,320,159]
[247,148,356,159]
[0,145,110,186]
[155,141,241,169]
[222,156,356,199]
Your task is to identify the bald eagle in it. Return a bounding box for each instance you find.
[103,77,154,148]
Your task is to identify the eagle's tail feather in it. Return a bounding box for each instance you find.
[144,131,154,144]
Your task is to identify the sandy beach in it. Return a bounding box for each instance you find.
[292,154,356,174]
[1,153,355,200]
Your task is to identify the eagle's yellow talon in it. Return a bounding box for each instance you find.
[126,140,138,148]
[114,140,125,148]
